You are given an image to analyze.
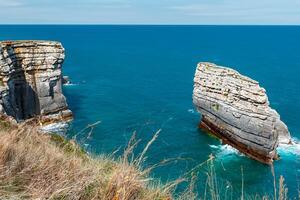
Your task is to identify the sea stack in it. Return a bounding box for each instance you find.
[0,40,72,125]
[193,62,291,164]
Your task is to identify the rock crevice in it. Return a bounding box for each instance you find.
[193,62,291,164]
[0,40,72,124]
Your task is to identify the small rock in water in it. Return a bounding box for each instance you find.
[62,76,71,85]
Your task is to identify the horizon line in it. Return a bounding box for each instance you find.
[0,23,300,26]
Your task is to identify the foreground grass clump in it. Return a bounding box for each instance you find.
[0,123,172,200]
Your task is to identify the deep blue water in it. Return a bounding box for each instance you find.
[1,25,300,198]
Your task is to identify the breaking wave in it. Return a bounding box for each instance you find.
[278,138,300,157]
[40,122,70,135]
[209,144,242,161]
[209,137,300,162]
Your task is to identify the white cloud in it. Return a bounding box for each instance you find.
[169,0,300,23]
[0,0,299,24]
[0,0,23,7]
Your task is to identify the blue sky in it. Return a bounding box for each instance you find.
[1,0,300,24]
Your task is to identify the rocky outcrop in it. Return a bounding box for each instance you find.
[193,62,291,164]
[0,40,72,125]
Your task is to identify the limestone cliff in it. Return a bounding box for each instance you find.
[0,40,72,124]
[193,62,291,164]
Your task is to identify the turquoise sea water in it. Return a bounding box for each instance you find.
[1,25,300,198]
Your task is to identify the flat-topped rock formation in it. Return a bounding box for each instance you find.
[0,40,72,125]
[193,62,291,164]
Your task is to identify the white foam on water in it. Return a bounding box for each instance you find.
[40,122,70,135]
[209,144,219,149]
[209,144,242,161]
[207,138,300,162]
[188,108,195,114]
[63,83,78,86]
[277,138,300,157]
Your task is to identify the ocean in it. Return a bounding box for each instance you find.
[1,25,300,198]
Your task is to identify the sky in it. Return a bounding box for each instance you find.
[1,0,300,24]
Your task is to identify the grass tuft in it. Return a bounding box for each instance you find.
[0,123,172,200]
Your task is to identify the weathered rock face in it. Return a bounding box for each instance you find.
[193,62,291,164]
[0,40,72,124]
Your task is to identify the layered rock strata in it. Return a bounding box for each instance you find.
[193,62,291,164]
[0,40,72,125]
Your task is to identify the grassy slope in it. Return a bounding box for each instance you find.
[0,122,175,200]
[0,120,294,200]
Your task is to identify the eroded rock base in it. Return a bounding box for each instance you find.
[199,117,278,165]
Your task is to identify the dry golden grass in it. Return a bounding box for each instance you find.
[0,120,297,200]
[0,122,172,200]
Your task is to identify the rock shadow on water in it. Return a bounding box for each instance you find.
[62,85,84,115]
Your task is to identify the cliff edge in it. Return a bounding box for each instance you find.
[0,40,72,125]
[193,62,291,164]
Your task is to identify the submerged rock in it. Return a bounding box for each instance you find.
[62,76,71,85]
[193,62,291,164]
[0,40,72,125]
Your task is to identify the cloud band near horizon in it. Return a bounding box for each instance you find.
[1,0,300,24]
